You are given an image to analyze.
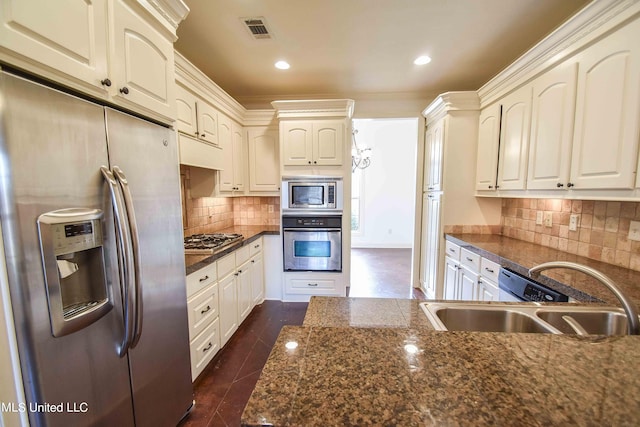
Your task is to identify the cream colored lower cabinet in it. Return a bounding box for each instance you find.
[442,242,499,302]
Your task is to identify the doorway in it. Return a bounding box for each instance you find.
[349,118,419,298]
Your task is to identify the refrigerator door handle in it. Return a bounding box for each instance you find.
[101,166,136,357]
[112,166,143,348]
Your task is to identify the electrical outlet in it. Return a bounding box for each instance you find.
[629,221,640,241]
[569,214,580,231]
[544,212,552,228]
[536,211,543,225]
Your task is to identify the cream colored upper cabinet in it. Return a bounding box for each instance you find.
[424,118,445,191]
[247,127,280,193]
[475,103,501,191]
[219,115,245,193]
[527,61,578,190]
[0,0,109,90]
[110,0,175,120]
[282,120,344,166]
[231,122,245,192]
[197,102,219,146]
[175,84,198,136]
[571,19,640,190]
[496,85,532,190]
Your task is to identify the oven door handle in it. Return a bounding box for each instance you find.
[283,228,342,232]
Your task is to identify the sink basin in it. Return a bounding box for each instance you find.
[420,302,636,335]
[420,303,557,333]
[535,307,629,335]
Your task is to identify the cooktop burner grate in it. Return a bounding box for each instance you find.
[184,233,243,254]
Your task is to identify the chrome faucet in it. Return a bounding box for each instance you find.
[529,261,640,335]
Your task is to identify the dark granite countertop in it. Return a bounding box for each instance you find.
[184,226,279,275]
[242,297,640,426]
[446,233,640,306]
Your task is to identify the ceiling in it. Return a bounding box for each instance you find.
[175,0,591,109]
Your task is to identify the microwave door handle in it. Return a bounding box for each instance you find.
[112,166,143,348]
[101,166,135,357]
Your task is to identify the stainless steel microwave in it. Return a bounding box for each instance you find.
[282,177,343,212]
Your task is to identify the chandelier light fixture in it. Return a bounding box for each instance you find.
[351,129,372,172]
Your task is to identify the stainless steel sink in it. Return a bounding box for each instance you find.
[535,306,628,336]
[420,302,638,336]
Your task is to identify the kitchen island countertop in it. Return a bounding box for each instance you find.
[241,297,640,426]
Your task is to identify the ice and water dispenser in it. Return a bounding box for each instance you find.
[37,208,112,337]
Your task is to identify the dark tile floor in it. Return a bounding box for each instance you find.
[178,301,308,427]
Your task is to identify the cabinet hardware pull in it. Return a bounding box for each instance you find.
[199,275,209,282]
[308,283,318,287]
[488,185,493,189]
[485,268,494,273]
[466,257,473,262]
[449,248,455,252]
[201,133,206,137]
[119,87,129,95]
[308,161,312,164]
[557,183,564,188]
[100,78,112,87]
[567,182,575,188]
[203,342,213,352]
[195,131,199,135]
[313,161,317,164]
[238,269,242,273]
[251,260,255,263]
[495,185,500,189]
[201,305,211,314]
[428,186,434,190]
[255,244,260,248]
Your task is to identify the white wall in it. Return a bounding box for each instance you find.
[351,118,418,248]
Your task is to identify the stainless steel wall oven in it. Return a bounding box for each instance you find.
[283,215,342,272]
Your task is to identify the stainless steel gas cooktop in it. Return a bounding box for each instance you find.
[184,233,243,255]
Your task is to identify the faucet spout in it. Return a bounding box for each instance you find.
[529,261,640,335]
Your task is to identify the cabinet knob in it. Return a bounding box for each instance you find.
[252,260,255,263]
[308,161,312,164]
[201,134,206,137]
[495,185,500,189]
[100,78,112,87]
[567,182,575,188]
[488,185,493,189]
[119,87,129,95]
[313,161,317,164]
[195,131,199,136]
[557,183,564,188]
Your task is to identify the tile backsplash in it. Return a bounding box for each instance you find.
[181,166,280,236]
[501,198,640,272]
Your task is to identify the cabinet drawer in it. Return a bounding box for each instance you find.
[249,237,263,257]
[460,248,480,273]
[186,262,217,297]
[445,241,461,261]
[190,318,220,381]
[235,244,251,265]
[187,283,219,339]
[480,258,500,283]
[217,252,235,278]
[285,278,338,295]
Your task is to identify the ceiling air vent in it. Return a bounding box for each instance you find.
[242,17,273,40]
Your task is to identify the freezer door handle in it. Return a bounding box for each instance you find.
[101,166,136,357]
[112,166,143,348]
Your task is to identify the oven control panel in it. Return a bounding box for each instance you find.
[282,215,342,228]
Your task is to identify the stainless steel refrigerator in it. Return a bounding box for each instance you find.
[0,71,193,426]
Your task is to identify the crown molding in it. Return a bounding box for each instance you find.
[478,0,640,107]
[175,51,247,123]
[134,0,189,39]
[422,91,480,123]
[244,110,278,127]
[271,99,355,119]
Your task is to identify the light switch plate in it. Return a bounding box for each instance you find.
[544,212,552,228]
[536,211,543,225]
[629,221,640,241]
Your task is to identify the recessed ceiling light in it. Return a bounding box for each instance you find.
[414,55,432,65]
[275,60,290,70]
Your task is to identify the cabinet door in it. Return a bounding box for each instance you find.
[477,278,499,302]
[0,0,108,92]
[218,114,235,191]
[218,273,238,347]
[475,104,501,191]
[571,19,640,190]
[313,121,344,165]
[458,267,478,301]
[424,119,445,191]
[527,61,578,190]
[250,255,265,306]
[197,101,219,145]
[237,263,252,322]
[232,122,245,192]
[110,0,175,119]
[443,257,459,300]
[248,127,280,192]
[175,85,198,136]
[497,85,532,190]
[282,122,313,165]
[419,193,441,299]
